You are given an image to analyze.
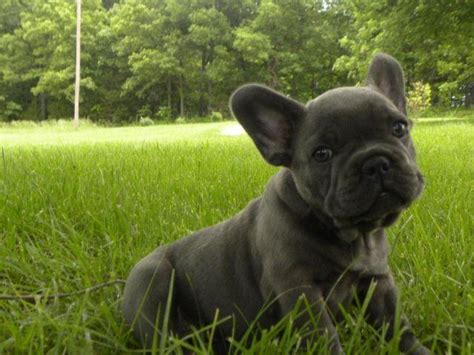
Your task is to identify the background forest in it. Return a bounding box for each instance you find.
[0,0,472,123]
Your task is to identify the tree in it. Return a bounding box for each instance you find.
[187,6,232,115]
[1,0,471,122]
[334,0,474,106]
[233,0,350,102]
[0,0,110,120]
[111,0,240,118]
[111,0,185,118]
[74,0,81,128]
[0,0,31,121]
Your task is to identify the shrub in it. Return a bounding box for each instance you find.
[139,116,154,126]
[209,111,223,122]
[0,98,23,121]
[408,82,432,115]
[155,106,172,121]
[136,105,152,120]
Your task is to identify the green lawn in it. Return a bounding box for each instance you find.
[0,119,472,354]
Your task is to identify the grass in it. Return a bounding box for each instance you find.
[0,118,472,354]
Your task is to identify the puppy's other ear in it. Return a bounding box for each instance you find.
[230,84,306,167]
[367,53,407,115]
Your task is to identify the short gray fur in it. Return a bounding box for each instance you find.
[123,54,430,354]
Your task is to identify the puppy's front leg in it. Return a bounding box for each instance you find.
[277,284,343,354]
[361,274,430,354]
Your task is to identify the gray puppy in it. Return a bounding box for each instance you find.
[123,54,429,354]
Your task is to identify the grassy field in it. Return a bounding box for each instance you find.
[0,118,472,354]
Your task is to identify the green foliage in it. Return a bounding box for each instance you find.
[0,0,471,122]
[210,110,223,122]
[0,119,472,352]
[334,0,474,106]
[138,116,154,126]
[136,104,152,120]
[408,82,432,115]
[0,0,352,121]
[234,27,271,64]
[0,96,22,121]
[0,0,112,120]
[155,106,172,121]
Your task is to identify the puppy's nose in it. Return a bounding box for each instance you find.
[362,156,391,179]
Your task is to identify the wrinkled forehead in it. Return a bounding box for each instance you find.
[303,87,405,135]
[307,87,401,118]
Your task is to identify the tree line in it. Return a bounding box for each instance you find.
[0,0,472,122]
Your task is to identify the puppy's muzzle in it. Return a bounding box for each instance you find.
[325,144,421,225]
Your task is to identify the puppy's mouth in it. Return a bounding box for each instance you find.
[362,191,404,221]
[329,187,409,230]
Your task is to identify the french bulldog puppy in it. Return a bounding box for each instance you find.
[123,53,429,354]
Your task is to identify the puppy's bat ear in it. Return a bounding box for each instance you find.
[367,53,407,115]
[230,84,306,167]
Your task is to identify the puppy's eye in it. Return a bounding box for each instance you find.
[392,121,408,138]
[313,146,333,162]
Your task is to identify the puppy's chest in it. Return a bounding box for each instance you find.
[348,234,389,275]
[317,240,389,313]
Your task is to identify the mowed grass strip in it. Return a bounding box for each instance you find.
[0,122,235,146]
[0,119,472,353]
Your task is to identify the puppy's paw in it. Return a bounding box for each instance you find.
[329,345,345,355]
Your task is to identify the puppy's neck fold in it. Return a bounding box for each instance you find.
[272,169,334,231]
[272,169,312,217]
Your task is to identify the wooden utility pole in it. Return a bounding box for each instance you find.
[73,0,81,129]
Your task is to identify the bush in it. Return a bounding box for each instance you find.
[0,98,23,121]
[139,116,154,126]
[209,111,223,122]
[136,105,152,120]
[155,106,172,121]
[408,82,432,116]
